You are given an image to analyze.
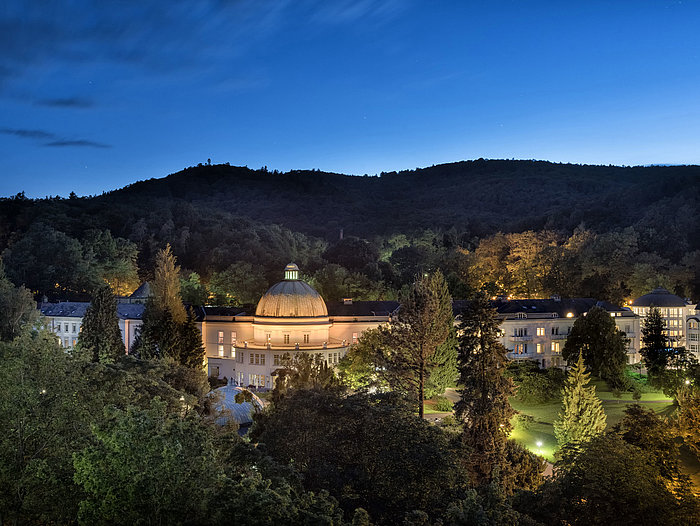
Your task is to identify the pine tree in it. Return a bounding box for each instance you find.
[455,292,515,486]
[77,284,125,363]
[554,352,607,450]
[151,244,186,324]
[393,270,453,418]
[640,306,668,377]
[132,246,203,368]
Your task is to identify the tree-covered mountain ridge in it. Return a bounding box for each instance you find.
[0,159,698,302]
[104,159,699,240]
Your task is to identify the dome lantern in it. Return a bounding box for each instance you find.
[284,262,300,281]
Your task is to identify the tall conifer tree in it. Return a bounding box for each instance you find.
[77,284,125,363]
[554,352,607,449]
[133,245,203,368]
[393,270,453,418]
[455,292,515,486]
[640,306,668,377]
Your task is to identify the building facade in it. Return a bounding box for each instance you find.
[630,287,698,352]
[39,301,144,353]
[492,297,641,367]
[202,263,398,387]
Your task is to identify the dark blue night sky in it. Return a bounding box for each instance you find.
[2,0,700,197]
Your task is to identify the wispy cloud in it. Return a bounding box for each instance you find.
[35,97,94,108]
[44,139,110,148]
[1,126,109,148]
[0,127,55,139]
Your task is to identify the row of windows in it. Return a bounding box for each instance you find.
[217,331,237,344]
[55,322,79,334]
[513,342,561,354]
[512,326,571,337]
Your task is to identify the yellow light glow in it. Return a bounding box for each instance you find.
[566,312,574,318]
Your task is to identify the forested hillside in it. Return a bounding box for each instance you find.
[0,160,698,302]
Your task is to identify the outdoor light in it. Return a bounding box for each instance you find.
[536,441,543,448]
[685,379,691,385]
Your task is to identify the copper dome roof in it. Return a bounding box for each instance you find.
[255,263,328,318]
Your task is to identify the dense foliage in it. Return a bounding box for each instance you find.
[0,160,697,304]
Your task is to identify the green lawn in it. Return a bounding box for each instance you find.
[509,382,674,462]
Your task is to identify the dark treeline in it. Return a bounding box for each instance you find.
[0,160,698,302]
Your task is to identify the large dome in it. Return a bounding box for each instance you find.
[255,263,328,317]
[631,287,687,308]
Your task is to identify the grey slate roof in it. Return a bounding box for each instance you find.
[40,302,145,319]
[210,383,264,428]
[326,301,400,317]
[452,298,628,318]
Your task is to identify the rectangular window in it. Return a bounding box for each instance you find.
[231,331,237,344]
[260,354,265,366]
[231,348,236,359]
[303,334,310,344]
[250,353,254,365]
[284,334,290,344]
[265,333,271,342]
[690,333,699,341]
[551,326,559,335]
[254,354,260,365]
[536,343,543,354]
[352,332,358,344]
[218,331,224,344]
[64,323,69,333]
[72,323,77,333]
[218,345,224,357]
[63,338,69,347]
[274,354,280,366]
[237,352,244,363]
[551,342,560,353]
[210,365,219,377]
[72,338,77,347]
[536,327,545,336]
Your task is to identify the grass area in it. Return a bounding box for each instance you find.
[422,399,452,414]
[509,381,674,462]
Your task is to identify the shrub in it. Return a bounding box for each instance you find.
[434,396,454,412]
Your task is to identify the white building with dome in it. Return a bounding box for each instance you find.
[203,263,398,388]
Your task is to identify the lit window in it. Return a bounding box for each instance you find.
[536,327,545,336]
[230,331,237,344]
[218,331,224,344]
[536,343,543,354]
[352,332,358,344]
[218,345,224,357]
[551,342,560,353]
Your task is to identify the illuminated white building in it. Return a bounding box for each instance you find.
[39,301,144,353]
[487,297,641,367]
[630,287,699,354]
[203,263,398,387]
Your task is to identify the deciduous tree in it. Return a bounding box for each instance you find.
[562,305,628,388]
